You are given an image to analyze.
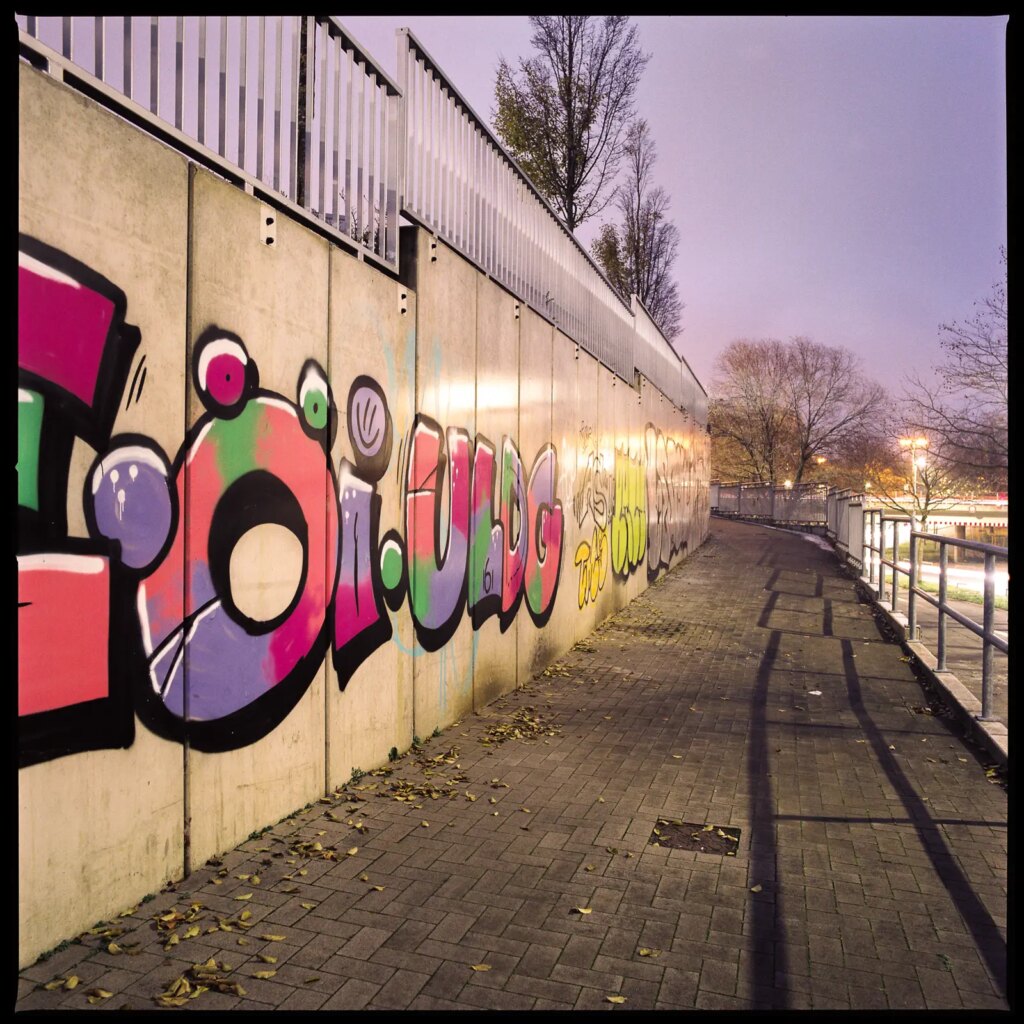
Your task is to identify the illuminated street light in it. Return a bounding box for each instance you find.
[898,435,928,525]
[784,479,793,490]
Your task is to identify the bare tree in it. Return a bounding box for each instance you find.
[709,337,885,484]
[860,424,964,527]
[494,17,649,231]
[902,250,1007,490]
[709,339,797,483]
[591,120,684,340]
[787,337,885,483]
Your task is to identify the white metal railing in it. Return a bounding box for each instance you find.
[17,15,401,267]
[17,15,705,418]
[711,481,824,522]
[397,29,705,420]
[861,510,1008,723]
[632,295,708,421]
[713,484,1009,725]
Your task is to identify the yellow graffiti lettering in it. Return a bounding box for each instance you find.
[573,526,609,609]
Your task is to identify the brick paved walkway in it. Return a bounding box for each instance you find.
[16,518,1008,1011]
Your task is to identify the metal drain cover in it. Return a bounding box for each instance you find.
[649,819,741,855]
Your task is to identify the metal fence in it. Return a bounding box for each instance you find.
[632,295,707,422]
[860,510,1008,723]
[397,28,701,412]
[16,15,404,271]
[712,483,1009,725]
[711,481,825,522]
[17,15,705,421]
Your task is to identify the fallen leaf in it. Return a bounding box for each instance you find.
[571,907,593,915]
[106,941,123,955]
[183,924,201,939]
[65,976,80,990]
[234,892,252,901]
[251,970,276,980]
[470,964,492,971]
[359,874,370,882]
[638,948,661,957]
[257,953,278,964]
[300,902,317,910]
[585,864,596,872]
[371,886,386,892]
[260,934,286,942]
[421,821,430,828]
[305,977,321,984]
[606,994,627,1003]
[347,847,359,856]
[750,884,763,893]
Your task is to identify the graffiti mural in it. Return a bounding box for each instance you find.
[645,422,707,580]
[17,236,706,765]
[18,235,143,767]
[572,422,610,609]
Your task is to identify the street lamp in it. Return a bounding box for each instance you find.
[898,436,928,525]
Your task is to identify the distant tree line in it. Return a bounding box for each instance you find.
[708,255,1007,522]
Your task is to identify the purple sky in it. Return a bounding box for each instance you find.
[342,15,1007,395]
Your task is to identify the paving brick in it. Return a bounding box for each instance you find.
[368,968,432,1009]
[320,977,382,1010]
[18,520,1007,1013]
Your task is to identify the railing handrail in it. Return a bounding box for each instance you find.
[910,531,1008,558]
[398,27,632,315]
[17,13,706,419]
[323,16,401,96]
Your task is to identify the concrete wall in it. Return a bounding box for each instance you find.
[17,62,709,967]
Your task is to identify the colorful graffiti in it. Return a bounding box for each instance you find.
[572,423,610,608]
[17,236,706,764]
[571,420,704,607]
[645,422,707,579]
[18,236,143,766]
[17,237,570,759]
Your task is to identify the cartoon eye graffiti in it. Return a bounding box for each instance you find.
[193,328,257,416]
[135,344,340,751]
[297,359,337,449]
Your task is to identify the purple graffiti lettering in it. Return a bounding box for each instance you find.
[405,416,472,648]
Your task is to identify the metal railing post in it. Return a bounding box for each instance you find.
[908,530,918,638]
[979,551,996,721]
[890,519,900,612]
[879,518,888,602]
[865,510,874,586]
[937,542,948,670]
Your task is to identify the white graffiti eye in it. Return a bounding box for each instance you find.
[197,336,248,409]
[298,363,330,431]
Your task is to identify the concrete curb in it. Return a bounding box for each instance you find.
[863,595,1008,768]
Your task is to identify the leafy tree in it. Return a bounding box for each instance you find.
[494,16,649,231]
[591,120,683,340]
[902,250,1007,490]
